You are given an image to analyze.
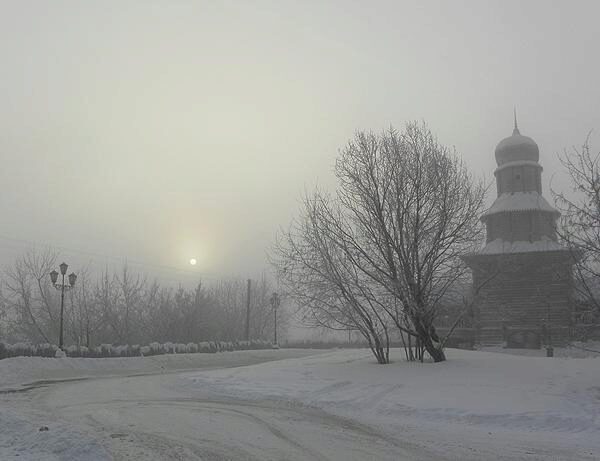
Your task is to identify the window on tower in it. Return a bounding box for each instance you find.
[514,172,522,192]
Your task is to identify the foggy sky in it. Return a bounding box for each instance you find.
[1,0,599,284]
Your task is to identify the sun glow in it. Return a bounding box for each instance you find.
[189,258,197,266]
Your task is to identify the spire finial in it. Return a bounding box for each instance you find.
[513,107,520,135]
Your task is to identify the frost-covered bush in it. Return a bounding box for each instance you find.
[114,345,129,357]
[72,346,90,357]
[9,343,34,357]
[148,342,161,356]
[36,343,58,357]
[0,338,276,360]
[163,342,175,354]
[99,344,113,358]
[247,340,268,350]
[130,344,141,357]
[65,345,80,357]
[236,340,250,350]
[64,345,91,358]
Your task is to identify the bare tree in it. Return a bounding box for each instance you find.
[274,123,486,362]
[0,249,58,343]
[209,279,246,340]
[67,267,101,348]
[0,252,287,347]
[207,276,284,342]
[273,192,393,363]
[553,135,600,319]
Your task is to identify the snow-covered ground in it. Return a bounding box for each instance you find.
[1,347,599,460]
[0,407,112,461]
[0,349,322,461]
[185,348,600,460]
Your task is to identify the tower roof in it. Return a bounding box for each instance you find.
[494,116,539,166]
[481,191,560,219]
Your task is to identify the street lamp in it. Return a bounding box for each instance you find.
[270,292,281,345]
[50,262,77,350]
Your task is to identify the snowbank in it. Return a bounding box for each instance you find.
[0,349,319,391]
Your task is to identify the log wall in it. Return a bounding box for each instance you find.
[469,250,574,347]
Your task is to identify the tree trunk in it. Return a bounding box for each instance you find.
[412,316,446,362]
[421,333,446,362]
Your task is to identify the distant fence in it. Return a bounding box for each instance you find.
[0,340,273,360]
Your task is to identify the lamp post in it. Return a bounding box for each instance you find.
[50,262,77,350]
[270,292,280,345]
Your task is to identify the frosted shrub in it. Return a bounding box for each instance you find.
[99,344,113,358]
[114,345,129,357]
[36,343,58,357]
[164,342,174,354]
[65,345,80,357]
[9,343,33,357]
[0,338,277,360]
[255,340,270,350]
[149,342,161,355]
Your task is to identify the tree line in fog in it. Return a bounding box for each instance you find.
[0,249,285,348]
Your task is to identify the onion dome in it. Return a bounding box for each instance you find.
[494,115,539,166]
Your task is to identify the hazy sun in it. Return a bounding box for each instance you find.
[189,258,197,266]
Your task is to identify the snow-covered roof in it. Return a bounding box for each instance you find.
[482,192,559,218]
[476,237,566,255]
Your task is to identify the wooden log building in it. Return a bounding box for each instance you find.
[463,117,575,348]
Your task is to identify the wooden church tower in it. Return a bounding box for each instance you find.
[464,116,575,347]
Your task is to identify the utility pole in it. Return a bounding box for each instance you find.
[270,292,280,345]
[245,278,251,341]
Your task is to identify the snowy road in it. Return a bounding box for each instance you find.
[31,372,416,460]
[1,350,426,460]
